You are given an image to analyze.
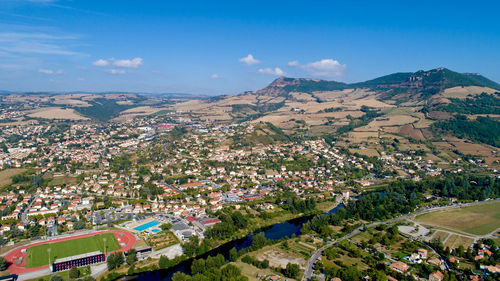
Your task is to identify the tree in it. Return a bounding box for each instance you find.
[49,275,63,281]
[0,143,8,153]
[456,245,465,257]
[229,247,238,262]
[107,252,124,270]
[160,223,172,231]
[284,263,300,279]
[0,257,6,271]
[282,240,289,250]
[222,264,241,279]
[250,232,268,250]
[182,235,200,257]
[126,249,137,265]
[231,212,248,228]
[191,258,206,274]
[74,220,85,230]
[127,264,135,275]
[372,270,388,281]
[69,267,80,279]
[341,266,362,281]
[171,272,191,281]
[159,255,170,269]
[31,174,44,188]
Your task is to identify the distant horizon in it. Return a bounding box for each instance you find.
[2,66,499,96]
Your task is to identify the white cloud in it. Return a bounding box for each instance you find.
[38,68,53,74]
[92,59,109,67]
[289,58,346,78]
[38,68,63,75]
[0,32,82,56]
[257,67,285,76]
[211,74,221,79]
[239,54,261,65]
[106,69,126,75]
[112,57,143,68]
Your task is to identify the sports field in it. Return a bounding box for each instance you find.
[415,202,500,235]
[26,233,120,268]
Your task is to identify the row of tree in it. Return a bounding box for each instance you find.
[171,253,247,281]
[304,173,500,237]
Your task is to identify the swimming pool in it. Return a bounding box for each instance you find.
[151,229,161,233]
[134,220,161,231]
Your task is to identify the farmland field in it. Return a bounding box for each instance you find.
[146,231,179,250]
[415,202,500,235]
[26,233,119,268]
[441,86,497,98]
[27,107,89,120]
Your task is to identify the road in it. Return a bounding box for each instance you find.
[301,199,500,281]
[16,268,51,281]
[20,193,39,224]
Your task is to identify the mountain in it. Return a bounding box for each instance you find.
[251,68,500,103]
[170,67,500,149]
[253,77,348,97]
[353,67,500,90]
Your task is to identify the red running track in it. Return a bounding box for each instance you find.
[4,230,136,275]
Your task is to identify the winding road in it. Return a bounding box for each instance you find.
[301,199,500,281]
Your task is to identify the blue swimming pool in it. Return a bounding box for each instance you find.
[151,229,161,233]
[134,220,161,231]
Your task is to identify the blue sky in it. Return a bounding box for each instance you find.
[0,0,499,95]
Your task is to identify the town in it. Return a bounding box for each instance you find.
[0,103,498,281]
[1,2,500,279]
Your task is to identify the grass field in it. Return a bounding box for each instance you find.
[415,202,500,235]
[0,168,27,188]
[27,107,89,120]
[351,231,372,243]
[26,233,120,268]
[443,234,475,249]
[46,175,77,186]
[431,231,450,242]
[232,261,289,281]
[251,244,306,270]
[315,201,339,212]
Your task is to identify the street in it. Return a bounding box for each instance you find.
[301,199,500,280]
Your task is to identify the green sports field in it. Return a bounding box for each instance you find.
[26,233,120,268]
[415,202,500,235]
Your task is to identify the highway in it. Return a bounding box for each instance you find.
[301,199,500,281]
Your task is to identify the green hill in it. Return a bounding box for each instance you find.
[258,68,500,97]
[353,68,500,90]
[352,72,413,88]
[282,78,348,93]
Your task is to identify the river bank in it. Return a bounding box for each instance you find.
[125,203,345,281]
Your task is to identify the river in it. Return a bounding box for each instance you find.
[131,203,345,281]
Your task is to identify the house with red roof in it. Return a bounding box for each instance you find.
[390,261,409,274]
